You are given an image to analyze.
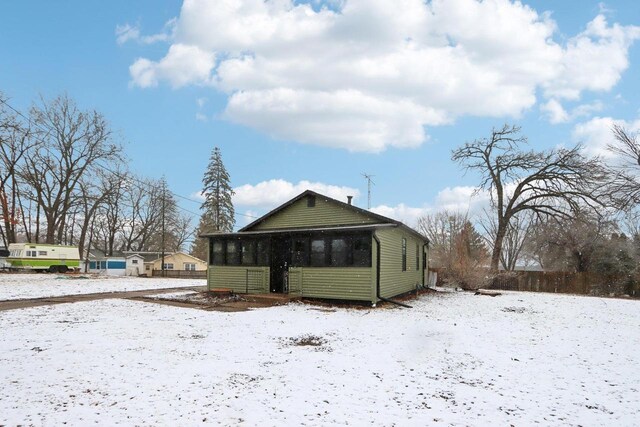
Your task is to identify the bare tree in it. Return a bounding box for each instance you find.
[170,212,195,253]
[20,94,122,244]
[452,124,607,272]
[607,124,640,210]
[528,213,614,272]
[120,179,164,251]
[0,95,39,246]
[75,169,124,259]
[417,210,488,288]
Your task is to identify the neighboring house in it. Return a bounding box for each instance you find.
[130,251,207,276]
[202,190,429,305]
[87,249,145,276]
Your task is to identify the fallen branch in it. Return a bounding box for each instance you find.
[474,289,502,297]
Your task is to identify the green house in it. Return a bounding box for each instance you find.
[202,190,429,305]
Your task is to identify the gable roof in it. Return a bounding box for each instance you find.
[88,249,126,259]
[131,251,206,264]
[235,190,428,241]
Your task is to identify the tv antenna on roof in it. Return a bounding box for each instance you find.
[362,173,375,210]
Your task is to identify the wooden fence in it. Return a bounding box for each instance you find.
[487,271,638,297]
[151,270,207,279]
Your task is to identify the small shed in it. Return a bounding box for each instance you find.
[125,254,145,276]
[202,190,429,305]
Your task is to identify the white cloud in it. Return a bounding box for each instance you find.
[115,24,141,45]
[232,179,360,209]
[573,115,640,159]
[540,99,570,124]
[541,99,603,124]
[224,88,445,152]
[543,15,640,100]
[434,185,491,215]
[129,0,640,151]
[370,185,492,227]
[115,19,176,45]
[370,204,431,228]
[129,44,216,88]
[195,112,208,122]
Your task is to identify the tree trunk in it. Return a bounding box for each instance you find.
[45,212,56,244]
[491,221,508,273]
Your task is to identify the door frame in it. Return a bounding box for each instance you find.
[270,237,291,293]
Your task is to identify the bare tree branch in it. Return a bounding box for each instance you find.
[452,124,608,272]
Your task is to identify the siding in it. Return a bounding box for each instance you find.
[208,266,270,293]
[289,267,372,301]
[375,227,425,299]
[152,252,207,271]
[250,196,378,231]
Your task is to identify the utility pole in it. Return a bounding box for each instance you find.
[161,178,166,278]
[362,173,375,210]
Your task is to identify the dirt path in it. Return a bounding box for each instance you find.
[0,286,207,311]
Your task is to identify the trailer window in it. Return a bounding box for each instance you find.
[39,251,47,256]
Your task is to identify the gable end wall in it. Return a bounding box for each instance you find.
[250,197,378,231]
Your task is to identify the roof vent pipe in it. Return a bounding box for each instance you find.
[347,195,353,205]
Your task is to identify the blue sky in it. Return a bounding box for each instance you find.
[2,0,639,229]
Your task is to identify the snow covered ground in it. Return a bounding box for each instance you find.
[0,273,204,300]
[1,287,639,426]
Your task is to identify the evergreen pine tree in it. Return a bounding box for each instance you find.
[192,147,235,259]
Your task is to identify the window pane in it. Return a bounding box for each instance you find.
[402,238,407,271]
[352,236,371,267]
[226,240,240,265]
[241,240,256,265]
[331,238,348,267]
[416,243,420,270]
[212,241,224,265]
[310,239,326,267]
[257,240,270,266]
[291,238,308,267]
